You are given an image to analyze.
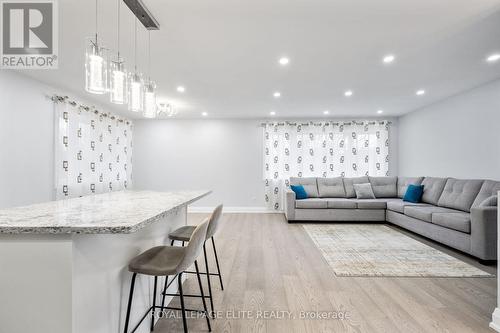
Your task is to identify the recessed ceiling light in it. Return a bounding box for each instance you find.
[383,54,395,64]
[201,112,208,116]
[176,86,185,93]
[279,57,289,65]
[323,110,330,115]
[486,54,500,63]
[344,90,353,97]
[377,110,384,114]
[270,111,276,116]
[416,90,426,96]
[273,92,281,98]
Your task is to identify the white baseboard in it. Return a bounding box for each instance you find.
[188,206,283,214]
[490,308,500,332]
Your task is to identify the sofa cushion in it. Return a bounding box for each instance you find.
[437,179,483,212]
[397,177,424,198]
[343,176,369,198]
[369,176,398,198]
[431,212,471,234]
[354,183,376,199]
[421,177,448,205]
[290,185,308,200]
[386,199,431,213]
[404,206,458,223]
[295,198,327,209]
[290,177,319,198]
[317,177,346,198]
[403,184,424,203]
[471,180,500,208]
[356,199,387,209]
[326,199,357,209]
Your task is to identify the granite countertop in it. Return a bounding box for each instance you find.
[0,190,211,234]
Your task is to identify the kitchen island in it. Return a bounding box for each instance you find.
[0,190,210,333]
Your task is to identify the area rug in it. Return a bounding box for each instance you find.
[302,224,493,277]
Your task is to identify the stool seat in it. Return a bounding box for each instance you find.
[128,246,186,276]
[169,225,196,242]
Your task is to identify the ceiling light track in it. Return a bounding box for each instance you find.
[123,0,159,30]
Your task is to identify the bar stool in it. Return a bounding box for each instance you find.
[123,221,211,333]
[167,205,224,315]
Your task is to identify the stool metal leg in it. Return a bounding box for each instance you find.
[160,275,169,312]
[203,243,214,316]
[194,260,211,332]
[124,273,137,333]
[170,240,175,246]
[151,276,158,332]
[178,273,188,333]
[211,237,224,290]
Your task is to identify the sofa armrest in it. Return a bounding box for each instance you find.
[285,189,296,221]
[470,206,497,260]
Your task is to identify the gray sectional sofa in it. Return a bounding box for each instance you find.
[285,176,500,261]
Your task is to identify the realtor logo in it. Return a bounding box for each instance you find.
[1,0,58,69]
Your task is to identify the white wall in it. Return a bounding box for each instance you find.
[133,119,266,210]
[0,71,55,209]
[133,119,399,210]
[398,79,500,179]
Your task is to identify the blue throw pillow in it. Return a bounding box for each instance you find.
[290,185,308,200]
[403,184,424,203]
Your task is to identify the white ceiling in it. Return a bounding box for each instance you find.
[21,0,500,119]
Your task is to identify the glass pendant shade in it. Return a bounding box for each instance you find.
[169,105,178,117]
[143,80,157,118]
[158,102,178,117]
[85,39,107,94]
[164,104,173,116]
[128,72,143,112]
[109,58,127,104]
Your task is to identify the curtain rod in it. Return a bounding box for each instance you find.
[48,94,132,125]
[259,120,392,127]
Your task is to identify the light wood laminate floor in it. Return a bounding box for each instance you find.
[155,213,497,333]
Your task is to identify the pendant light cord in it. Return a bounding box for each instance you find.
[117,0,120,58]
[148,31,151,81]
[134,18,137,73]
[95,0,98,45]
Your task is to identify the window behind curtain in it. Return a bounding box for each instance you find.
[263,121,390,210]
[54,99,133,199]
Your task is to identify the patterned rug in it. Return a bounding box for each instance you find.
[303,224,493,277]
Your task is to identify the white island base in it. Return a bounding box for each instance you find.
[0,191,210,333]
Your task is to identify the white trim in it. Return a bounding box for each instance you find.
[491,308,500,332]
[188,206,283,214]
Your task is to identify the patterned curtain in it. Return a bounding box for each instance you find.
[53,96,133,199]
[263,121,390,210]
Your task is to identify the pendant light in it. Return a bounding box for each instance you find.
[143,81,157,118]
[158,102,178,117]
[143,31,157,118]
[85,0,107,94]
[109,0,127,104]
[128,19,143,112]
